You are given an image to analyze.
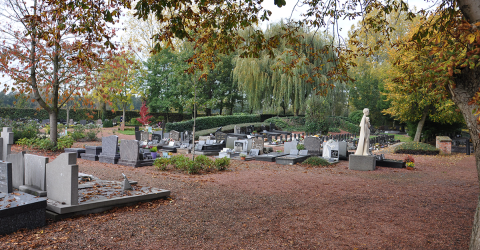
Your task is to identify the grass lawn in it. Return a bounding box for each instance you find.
[391,133,412,142]
[116,130,136,135]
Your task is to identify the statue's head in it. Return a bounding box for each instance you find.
[363,108,369,116]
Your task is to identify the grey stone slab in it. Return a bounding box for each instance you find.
[226,137,238,149]
[152,132,162,141]
[6,151,25,189]
[1,127,14,162]
[170,130,180,141]
[100,136,119,156]
[23,154,49,193]
[338,141,348,160]
[0,162,12,193]
[289,149,298,155]
[64,148,85,158]
[99,136,120,164]
[349,155,376,171]
[79,120,86,125]
[46,153,78,205]
[304,137,322,156]
[284,141,298,154]
[119,140,139,162]
[81,146,102,161]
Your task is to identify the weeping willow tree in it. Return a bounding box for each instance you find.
[233,22,339,115]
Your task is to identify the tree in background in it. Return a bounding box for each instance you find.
[0,0,122,144]
[233,22,341,116]
[383,17,464,141]
[93,51,141,129]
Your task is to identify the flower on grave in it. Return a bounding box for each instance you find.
[404,155,415,163]
[406,161,415,168]
[168,152,173,155]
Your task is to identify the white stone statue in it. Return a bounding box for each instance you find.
[355,108,371,155]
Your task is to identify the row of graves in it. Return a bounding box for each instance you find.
[0,127,170,235]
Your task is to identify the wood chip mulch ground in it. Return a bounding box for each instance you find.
[0,135,477,249]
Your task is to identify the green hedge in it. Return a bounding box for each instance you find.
[394,141,440,155]
[166,115,261,132]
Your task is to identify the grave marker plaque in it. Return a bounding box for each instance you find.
[215,132,228,142]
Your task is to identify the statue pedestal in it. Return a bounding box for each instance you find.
[349,155,376,171]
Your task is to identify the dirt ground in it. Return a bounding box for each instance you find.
[0,129,477,249]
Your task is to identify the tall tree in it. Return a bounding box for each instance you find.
[0,0,123,144]
[233,22,339,115]
[93,51,141,129]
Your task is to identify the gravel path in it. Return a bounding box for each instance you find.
[0,135,476,249]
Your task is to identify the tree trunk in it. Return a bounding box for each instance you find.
[66,105,70,127]
[452,2,480,248]
[122,103,126,131]
[414,106,430,142]
[49,112,58,145]
[448,66,480,249]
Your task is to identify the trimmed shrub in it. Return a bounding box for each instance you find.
[394,141,440,155]
[103,119,114,128]
[214,157,230,171]
[302,157,331,167]
[166,115,261,132]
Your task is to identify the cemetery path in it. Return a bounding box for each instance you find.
[1,146,477,249]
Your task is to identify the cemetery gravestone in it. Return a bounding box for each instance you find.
[99,136,121,164]
[170,130,180,141]
[140,131,149,142]
[1,127,14,161]
[283,141,298,154]
[224,137,237,150]
[152,131,162,141]
[251,138,264,155]
[6,151,25,189]
[234,140,248,152]
[304,137,322,156]
[81,146,102,161]
[118,140,154,167]
[215,132,228,142]
[96,119,103,126]
[20,154,49,196]
[0,162,12,193]
[80,120,86,126]
[64,148,86,158]
[46,153,78,205]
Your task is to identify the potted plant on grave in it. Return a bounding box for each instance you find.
[405,155,415,170]
[240,153,247,160]
[150,146,158,159]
